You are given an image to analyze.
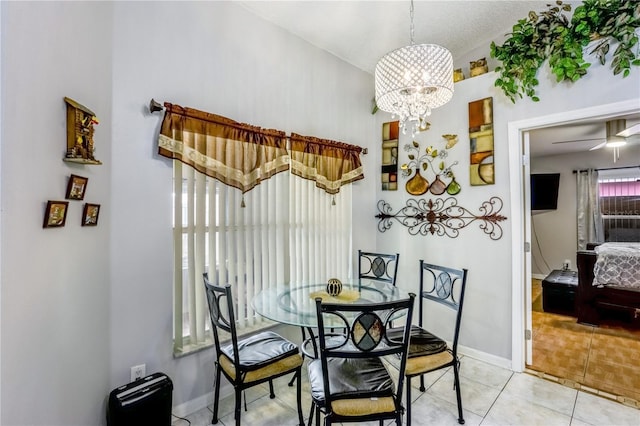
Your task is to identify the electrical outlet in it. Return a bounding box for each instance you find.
[130,364,146,382]
[562,259,571,271]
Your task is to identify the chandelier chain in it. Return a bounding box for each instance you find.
[409,0,415,45]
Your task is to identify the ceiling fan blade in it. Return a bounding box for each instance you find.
[617,123,640,138]
[589,141,607,151]
[551,137,603,145]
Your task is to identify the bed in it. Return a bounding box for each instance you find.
[575,242,640,326]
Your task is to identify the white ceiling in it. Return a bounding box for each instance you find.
[238,1,639,157]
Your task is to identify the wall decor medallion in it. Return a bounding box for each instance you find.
[401,135,461,196]
[469,97,494,186]
[381,121,399,190]
[375,197,507,240]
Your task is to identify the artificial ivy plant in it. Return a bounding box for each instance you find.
[490,0,640,102]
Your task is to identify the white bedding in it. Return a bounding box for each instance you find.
[593,242,640,288]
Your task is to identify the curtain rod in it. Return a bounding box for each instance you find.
[572,165,640,173]
[148,98,370,154]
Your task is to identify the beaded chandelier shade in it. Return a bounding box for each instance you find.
[374,1,453,136]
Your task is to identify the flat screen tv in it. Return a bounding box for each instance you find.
[531,173,560,211]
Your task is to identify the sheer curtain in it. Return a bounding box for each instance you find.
[576,169,603,250]
[158,103,364,354]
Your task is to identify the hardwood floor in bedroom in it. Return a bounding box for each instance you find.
[529,279,640,406]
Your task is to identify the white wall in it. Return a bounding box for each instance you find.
[374,65,639,361]
[530,146,640,277]
[1,2,113,425]
[108,0,377,417]
[1,1,639,424]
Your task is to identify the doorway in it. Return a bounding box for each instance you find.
[508,99,640,372]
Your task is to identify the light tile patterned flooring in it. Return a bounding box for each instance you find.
[529,279,640,404]
[172,355,640,426]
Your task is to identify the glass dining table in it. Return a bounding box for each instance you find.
[252,281,409,329]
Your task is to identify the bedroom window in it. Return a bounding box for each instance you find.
[599,175,640,242]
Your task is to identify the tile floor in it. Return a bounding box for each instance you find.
[171,355,640,426]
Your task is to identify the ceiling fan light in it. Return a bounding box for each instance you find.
[605,119,628,148]
[605,139,627,148]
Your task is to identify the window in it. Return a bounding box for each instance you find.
[158,103,361,356]
[599,171,640,242]
[172,161,354,356]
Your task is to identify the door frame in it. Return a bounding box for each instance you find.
[508,99,640,372]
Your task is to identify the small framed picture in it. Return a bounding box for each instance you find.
[65,174,88,200]
[82,203,100,226]
[43,200,69,228]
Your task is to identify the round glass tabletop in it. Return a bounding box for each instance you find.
[252,282,408,328]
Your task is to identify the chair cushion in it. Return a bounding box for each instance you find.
[387,325,447,358]
[219,351,303,384]
[405,349,454,377]
[220,330,299,369]
[331,396,396,417]
[307,357,393,405]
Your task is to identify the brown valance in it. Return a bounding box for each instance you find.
[158,103,289,193]
[289,133,364,195]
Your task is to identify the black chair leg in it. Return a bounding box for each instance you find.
[315,403,321,426]
[406,377,413,426]
[234,388,242,426]
[269,379,276,398]
[307,401,316,426]
[453,364,465,425]
[296,369,304,426]
[212,363,222,424]
[419,373,426,392]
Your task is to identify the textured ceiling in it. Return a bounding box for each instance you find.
[238,0,548,74]
[238,1,640,157]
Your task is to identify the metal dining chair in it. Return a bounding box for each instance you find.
[306,293,416,426]
[358,250,400,290]
[203,273,304,426]
[388,261,469,425]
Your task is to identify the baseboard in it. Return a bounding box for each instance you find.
[458,345,513,370]
[532,273,547,280]
[172,392,212,419]
[172,383,234,419]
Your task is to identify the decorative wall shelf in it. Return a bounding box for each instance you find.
[63,158,102,165]
[375,197,507,240]
[63,97,102,165]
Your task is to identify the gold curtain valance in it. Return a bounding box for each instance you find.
[158,103,289,193]
[289,133,364,195]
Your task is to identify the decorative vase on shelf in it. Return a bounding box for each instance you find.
[405,169,429,196]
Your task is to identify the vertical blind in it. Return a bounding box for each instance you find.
[158,103,363,354]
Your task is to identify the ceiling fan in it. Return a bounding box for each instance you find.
[551,119,640,161]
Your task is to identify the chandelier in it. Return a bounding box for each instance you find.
[374,0,454,136]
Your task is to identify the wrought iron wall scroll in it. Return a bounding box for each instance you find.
[375,197,507,240]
